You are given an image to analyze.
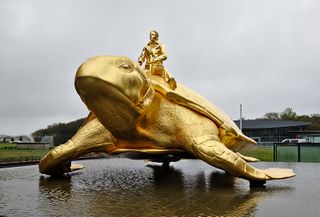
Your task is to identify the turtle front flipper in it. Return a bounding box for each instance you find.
[39,114,115,176]
[191,135,295,183]
[236,152,259,162]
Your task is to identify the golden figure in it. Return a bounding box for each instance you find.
[39,56,295,185]
[138,30,177,90]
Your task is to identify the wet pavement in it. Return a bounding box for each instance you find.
[0,158,319,216]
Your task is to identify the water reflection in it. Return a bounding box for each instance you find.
[209,171,236,188]
[0,159,301,216]
[39,175,72,202]
[35,160,295,217]
[147,164,184,187]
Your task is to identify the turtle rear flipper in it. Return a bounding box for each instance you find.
[191,135,295,182]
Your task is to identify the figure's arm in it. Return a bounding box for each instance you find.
[138,47,147,65]
[153,43,167,62]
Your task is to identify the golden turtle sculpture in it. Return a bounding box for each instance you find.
[39,56,295,185]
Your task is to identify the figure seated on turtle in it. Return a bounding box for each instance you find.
[39,55,295,185]
[138,30,177,90]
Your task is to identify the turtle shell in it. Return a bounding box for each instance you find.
[151,75,256,152]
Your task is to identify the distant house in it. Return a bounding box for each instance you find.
[0,135,33,143]
[0,135,11,143]
[234,120,311,146]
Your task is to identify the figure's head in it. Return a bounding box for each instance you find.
[149,30,159,42]
[75,56,154,136]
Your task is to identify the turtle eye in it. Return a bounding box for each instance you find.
[118,62,134,73]
[116,57,134,73]
[120,63,132,70]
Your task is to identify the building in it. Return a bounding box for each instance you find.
[234,120,311,146]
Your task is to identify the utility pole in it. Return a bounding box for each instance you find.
[240,104,243,132]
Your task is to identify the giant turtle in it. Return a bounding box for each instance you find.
[39,56,295,184]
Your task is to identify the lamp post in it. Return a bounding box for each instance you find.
[240,104,243,132]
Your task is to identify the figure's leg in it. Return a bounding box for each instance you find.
[144,68,151,77]
[39,114,115,176]
[191,135,295,182]
[163,68,177,90]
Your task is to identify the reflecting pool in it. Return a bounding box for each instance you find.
[1,158,320,216]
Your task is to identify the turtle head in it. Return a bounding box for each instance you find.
[75,56,154,136]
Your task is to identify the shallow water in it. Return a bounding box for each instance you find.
[0,158,319,216]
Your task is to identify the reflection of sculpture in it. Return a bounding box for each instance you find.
[39,55,295,184]
[38,159,278,216]
[138,30,176,90]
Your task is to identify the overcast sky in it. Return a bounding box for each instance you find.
[1,0,319,136]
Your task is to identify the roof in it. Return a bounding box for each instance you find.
[234,119,311,129]
[0,135,33,142]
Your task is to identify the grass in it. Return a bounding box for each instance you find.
[0,149,105,164]
[0,149,49,163]
[240,146,273,162]
[0,143,17,149]
[0,149,48,158]
[1,145,319,165]
[0,146,275,164]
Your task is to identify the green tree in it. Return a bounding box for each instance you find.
[280,107,297,120]
[263,112,280,120]
[31,118,85,146]
[308,114,320,130]
[260,108,320,130]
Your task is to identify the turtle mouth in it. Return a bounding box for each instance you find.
[75,76,145,133]
[75,76,139,111]
[75,76,154,116]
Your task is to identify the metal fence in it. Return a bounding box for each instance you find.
[273,143,320,162]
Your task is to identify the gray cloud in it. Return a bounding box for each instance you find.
[1,0,320,135]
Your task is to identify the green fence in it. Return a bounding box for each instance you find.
[273,143,320,162]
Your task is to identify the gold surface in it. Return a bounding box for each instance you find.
[39,55,295,183]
